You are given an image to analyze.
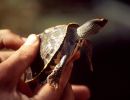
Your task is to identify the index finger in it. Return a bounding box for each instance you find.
[0,29,24,50]
[32,49,81,100]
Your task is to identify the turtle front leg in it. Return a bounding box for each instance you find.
[47,55,68,89]
[83,39,93,71]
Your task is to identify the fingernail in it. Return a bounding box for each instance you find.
[24,34,37,45]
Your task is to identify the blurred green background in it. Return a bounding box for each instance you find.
[0,0,129,100]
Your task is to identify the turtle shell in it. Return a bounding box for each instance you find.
[26,24,79,83]
[40,24,79,68]
[40,25,68,69]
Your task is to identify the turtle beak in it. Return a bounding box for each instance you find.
[94,18,108,27]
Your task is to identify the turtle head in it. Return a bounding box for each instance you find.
[77,18,108,38]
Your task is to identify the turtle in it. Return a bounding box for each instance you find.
[25,18,107,90]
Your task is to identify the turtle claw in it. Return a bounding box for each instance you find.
[47,55,67,89]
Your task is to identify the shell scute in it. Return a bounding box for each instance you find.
[40,25,68,69]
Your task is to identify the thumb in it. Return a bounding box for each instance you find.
[0,34,39,88]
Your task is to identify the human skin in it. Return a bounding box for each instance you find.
[0,29,90,100]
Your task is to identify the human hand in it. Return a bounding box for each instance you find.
[0,29,90,100]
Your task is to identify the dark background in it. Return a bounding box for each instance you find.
[0,0,130,99]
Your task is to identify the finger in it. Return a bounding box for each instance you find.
[0,50,15,62]
[59,51,80,89]
[33,46,80,99]
[0,34,39,88]
[62,84,74,100]
[17,80,34,97]
[72,85,90,100]
[34,62,74,100]
[0,29,24,50]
